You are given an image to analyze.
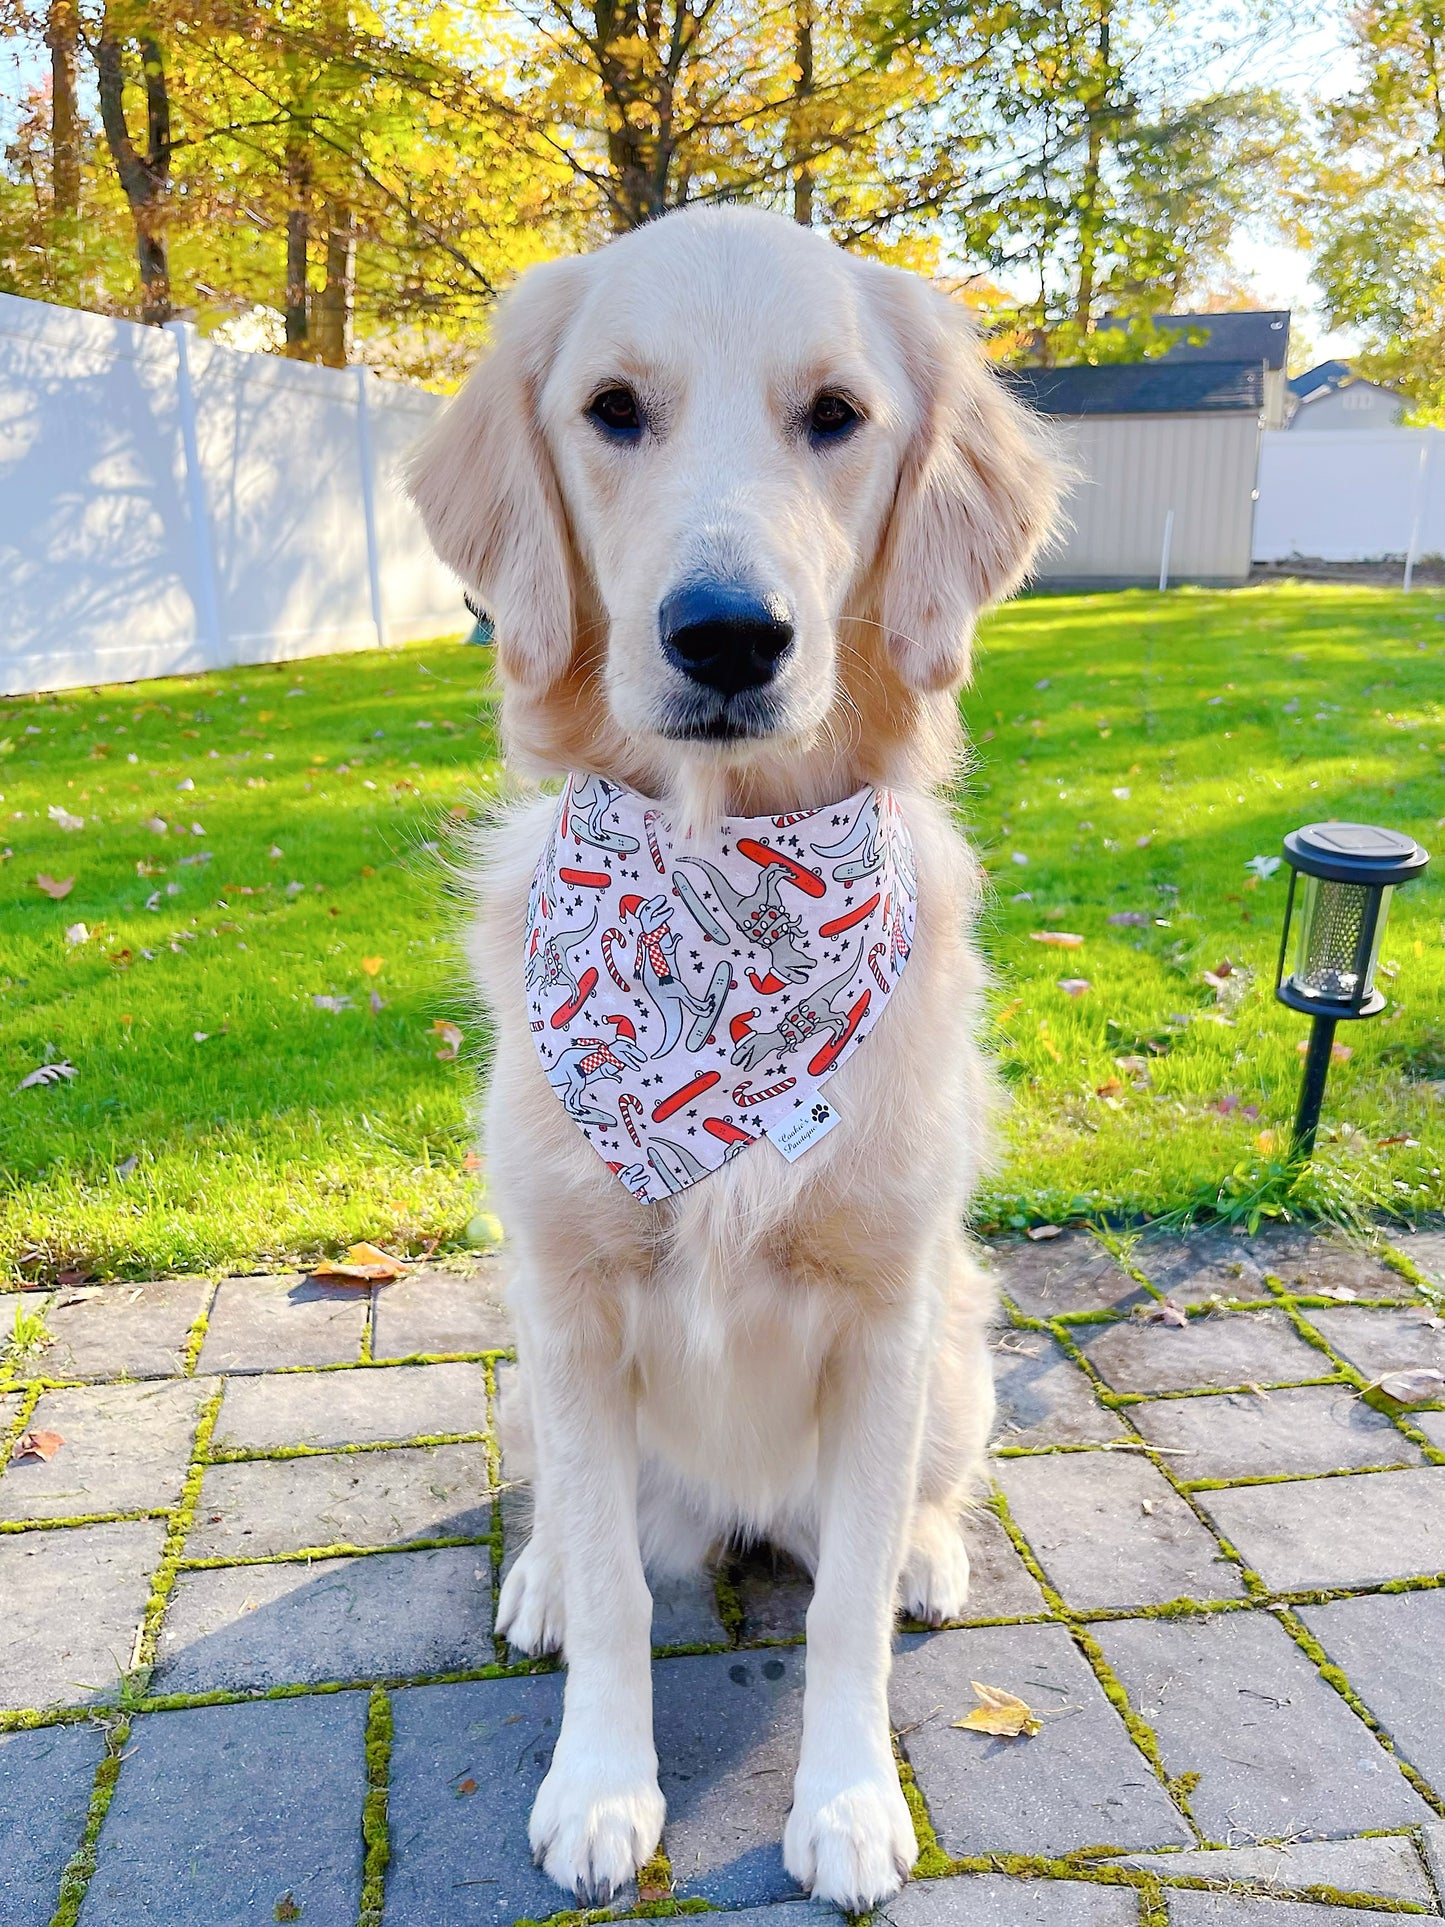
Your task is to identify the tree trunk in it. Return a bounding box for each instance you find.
[1072,0,1112,334]
[94,16,172,325]
[595,0,672,228]
[47,0,81,290]
[313,201,354,366]
[792,1,815,226]
[284,143,312,357]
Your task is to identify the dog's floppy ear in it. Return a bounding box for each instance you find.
[872,274,1062,692]
[406,256,586,688]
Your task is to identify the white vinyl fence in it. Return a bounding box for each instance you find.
[0,292,465,696]
[1253,427,1445,577]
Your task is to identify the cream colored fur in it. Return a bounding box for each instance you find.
[407,205,1060,1912]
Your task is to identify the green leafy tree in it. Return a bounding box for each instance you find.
[1309,0,1445,419]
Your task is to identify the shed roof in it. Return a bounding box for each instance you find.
[1001,359,1265,417]
[1099,309,1291,370]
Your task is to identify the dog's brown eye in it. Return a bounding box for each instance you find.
[809,393,859,441]
[588,386,642,437]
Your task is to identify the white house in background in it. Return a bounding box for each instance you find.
[1287,360,1409,430]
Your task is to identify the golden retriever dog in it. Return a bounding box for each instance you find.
[408,205,1059,1911]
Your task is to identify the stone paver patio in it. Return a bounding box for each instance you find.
[2,1225,1444,1926]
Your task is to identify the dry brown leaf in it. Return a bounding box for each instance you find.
[1030,931,1085,947]
[1297,1038,1352,1064]
[12,1429,65,1463]
[311,1241,410,1283]
[1096,1076,1123,1098]
[433,1019,464,1061]
[1368,1368,1445,1405]
[462,1150,483,1173]
[35,873,74,899]
[1058,977,1092,997]
[1140,1297,1189,1328]
[954,1681,1044,1738]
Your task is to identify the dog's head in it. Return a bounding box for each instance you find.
[409,208,1060,791]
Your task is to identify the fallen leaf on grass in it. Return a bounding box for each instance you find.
[1096,1077,1123,1098]
[433,1019,464,1060]
[1058,977,1092,997]
[463,1150,483,1173]
[1296,1037,1352,1064]
[1377,1133,1418,1147]
[1030,931,1084,947]
[954,1682,1043,1738]
[64,922,90,945]
[1026,1224,1063,1241]
[1108,911,1148,927]
[142,816,167,835]
[360,957,384,976]
[48,804,84,831]
[16,1061,77,1092]
[35,873,74,899]
[313,994,353,1013]
[1366,1369,1445,1405]
[311,1241,410,1283]
[11,1430,65,1463]
[1255,1129,1278,1154]
[1246,855,1282,880]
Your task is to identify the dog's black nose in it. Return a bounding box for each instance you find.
[659,583,793,697]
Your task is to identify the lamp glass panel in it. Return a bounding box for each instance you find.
[1290,877,1390,1002]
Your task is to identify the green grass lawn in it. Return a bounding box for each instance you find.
[1,583,1442,1283]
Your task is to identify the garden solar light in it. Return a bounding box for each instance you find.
[1274,822,1429,1157]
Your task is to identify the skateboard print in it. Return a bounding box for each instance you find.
[526,777,917,1202]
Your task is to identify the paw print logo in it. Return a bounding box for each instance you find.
[810,1103,830,1124]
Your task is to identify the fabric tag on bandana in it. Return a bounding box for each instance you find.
[525,775,917,1204]
[766,1094,842,1162]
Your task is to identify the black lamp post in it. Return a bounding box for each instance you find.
[1274,822,1429,1157]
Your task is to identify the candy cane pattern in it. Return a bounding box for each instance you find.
[527,776,916,1202]
[644,809,667,875]
[731,1074,797,1109]
[600,926,631,991]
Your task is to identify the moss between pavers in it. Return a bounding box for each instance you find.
[207,1429,494,1464]
[48,1713,130,1927]
[0,1506,171,1536]
[121,1382,225,1703]
[0,1381,42,1457]
[180,1281,217,1377]
[985,1488,1203,1838]
[1271,1607,1445,1820]
[359,1684,392,1927]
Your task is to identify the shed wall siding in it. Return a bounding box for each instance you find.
[1037,413,1260,582]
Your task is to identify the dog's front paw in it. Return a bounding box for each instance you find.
[497,1537,565,1656]
[900,1503,971,1625]
[530,1747,665,1905]
[784,1763,917,1910]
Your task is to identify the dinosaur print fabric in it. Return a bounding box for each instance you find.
[525,775,917,1202]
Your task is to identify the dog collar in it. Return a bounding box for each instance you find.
[525,774,917,1202]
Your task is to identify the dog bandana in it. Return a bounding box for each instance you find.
[525,774,917,1202]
